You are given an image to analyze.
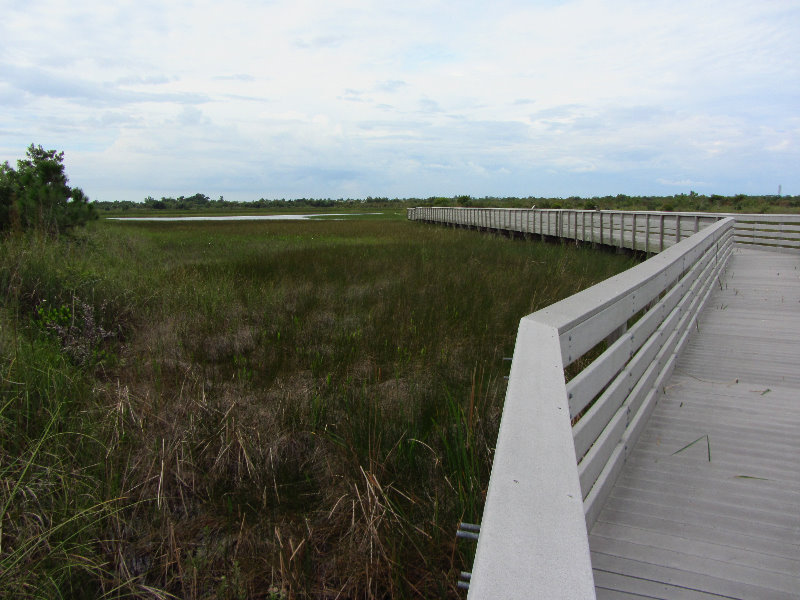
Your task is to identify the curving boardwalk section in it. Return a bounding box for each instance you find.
[590,247,800,599]
[410,208,800,598]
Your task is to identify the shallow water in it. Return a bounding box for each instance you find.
[107,213,377,221]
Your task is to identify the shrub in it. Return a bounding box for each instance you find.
[0,144,95,234]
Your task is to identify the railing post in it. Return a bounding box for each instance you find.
[645,214,650,254]
[676,215,682,244]
[659,214,665,251]
[610,212,615,247]
[600,211,604,245]
[581,211,586,242]
[573,210,579,244]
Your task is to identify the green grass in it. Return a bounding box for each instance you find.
[1,216,636,598]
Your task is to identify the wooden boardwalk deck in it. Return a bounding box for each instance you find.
[589,247,800,599]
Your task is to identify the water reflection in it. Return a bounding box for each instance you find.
[108,213,377,221]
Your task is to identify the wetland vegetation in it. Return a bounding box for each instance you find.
[0,213,636,598]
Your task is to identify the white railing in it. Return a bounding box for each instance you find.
[407,207,800,254]
[409,207,798,597]
[724,213,800,253]
[464,217,735,599]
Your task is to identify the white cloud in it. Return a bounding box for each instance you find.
[0,0,798,199]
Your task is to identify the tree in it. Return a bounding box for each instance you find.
[0,144,95,234]
[0,161,15,230]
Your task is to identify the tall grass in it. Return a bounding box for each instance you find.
[0,217,635,598]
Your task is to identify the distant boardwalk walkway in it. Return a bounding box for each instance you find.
[590,248,800,599]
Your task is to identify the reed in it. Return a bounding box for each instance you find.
[0,214,635,598]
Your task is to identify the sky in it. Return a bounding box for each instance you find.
[1,0,798,202]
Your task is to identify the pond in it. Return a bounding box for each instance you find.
[107,213,379,221]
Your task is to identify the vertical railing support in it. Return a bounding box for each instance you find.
[600,212,604,245]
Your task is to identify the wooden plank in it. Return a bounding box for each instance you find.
[590,536,799,596]
[593,520,800,580]
[591,552,798,600]
[593,570,730,599]
[735,229,800,240]
[610,473,800,523]
[597,506,800,561]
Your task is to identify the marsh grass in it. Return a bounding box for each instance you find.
[1,216,635,598]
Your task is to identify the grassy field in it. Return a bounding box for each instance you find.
[0,213,636,598]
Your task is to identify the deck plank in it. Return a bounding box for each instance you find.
[590,247,800,598]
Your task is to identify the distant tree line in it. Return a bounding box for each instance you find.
[92,192,800,214]
[92,194,393,212]
[1,144,95,234]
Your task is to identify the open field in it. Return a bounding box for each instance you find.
[0,213,636,598]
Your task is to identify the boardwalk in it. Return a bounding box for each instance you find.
[589,247,800,599]
[410,208,800,598]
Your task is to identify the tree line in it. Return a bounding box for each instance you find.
[3,144,797,228]
[93,192,800,214]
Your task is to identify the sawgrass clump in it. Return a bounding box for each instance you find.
[0,216,635,598]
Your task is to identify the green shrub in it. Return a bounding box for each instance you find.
[0,144,96,235]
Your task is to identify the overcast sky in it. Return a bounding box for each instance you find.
[1,0,798,201]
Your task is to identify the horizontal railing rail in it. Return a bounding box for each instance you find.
[722,212,800,252]
[408,207,800,254]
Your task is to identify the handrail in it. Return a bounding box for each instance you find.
[465,217,734,599]
[408,207,800,254]
[408,207,798,596]
[407,207,749,598]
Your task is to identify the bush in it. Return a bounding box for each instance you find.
[0,144,95,234]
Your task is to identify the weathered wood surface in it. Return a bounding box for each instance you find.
[589,248,800,599]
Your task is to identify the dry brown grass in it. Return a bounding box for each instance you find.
[1,217,636,598]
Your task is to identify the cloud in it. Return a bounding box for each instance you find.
[213,74,256,82]
[293,35,347,49]
[116,74,175,85]
[2,64,208,106]
[375,80,407,93]
[0,0,798,199]
[657,178,709,188]
[340,89,365,102]
[417,98,443,114]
